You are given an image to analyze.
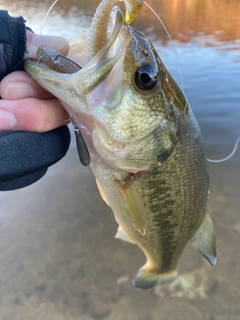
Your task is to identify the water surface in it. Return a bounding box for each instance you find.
[1,1,240,319]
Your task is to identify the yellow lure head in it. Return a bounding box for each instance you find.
[120,0,143,24]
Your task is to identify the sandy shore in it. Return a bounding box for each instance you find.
[1,138,240,320]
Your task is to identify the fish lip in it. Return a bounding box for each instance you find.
[24,6,130,96]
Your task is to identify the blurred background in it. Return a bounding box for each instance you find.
[0,0,240,319]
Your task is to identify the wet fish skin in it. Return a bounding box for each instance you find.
[24,7,216,290]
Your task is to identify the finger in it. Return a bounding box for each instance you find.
[0,71,54,100]
[25,31,69,60]
[0,97,70,132]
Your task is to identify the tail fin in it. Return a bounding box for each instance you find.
[132,268,177,290]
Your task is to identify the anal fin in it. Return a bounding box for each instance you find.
[190,212,217,266]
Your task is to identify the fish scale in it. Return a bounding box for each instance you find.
[24,0,216,290]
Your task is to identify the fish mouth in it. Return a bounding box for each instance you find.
[24,6,129,118]
[24,8,176,173]
[24,7,137,169]
[24,6,129,100]
[23,6,133,138]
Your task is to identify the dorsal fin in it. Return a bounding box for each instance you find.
[190,212,217,266]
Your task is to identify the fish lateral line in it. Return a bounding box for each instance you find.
[24,0,217,290]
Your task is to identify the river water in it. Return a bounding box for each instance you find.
[0,1,240,319]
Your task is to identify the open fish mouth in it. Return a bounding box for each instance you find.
[24,6,130,110]
[24,6,143,171]
[24,5,178,173]
[24,0,217,291]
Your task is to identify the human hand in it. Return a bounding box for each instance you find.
[0,31,70,132]
[0,71,70,131]
[0,30,71,190]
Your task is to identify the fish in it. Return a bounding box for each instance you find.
[24,0,217,290]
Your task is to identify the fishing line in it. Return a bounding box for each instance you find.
[40,0,59,36]
[39,1,239,164]
[143,1,185,94]
[143,2,189,121]
[207,135,240,163]
[143,1,239,164]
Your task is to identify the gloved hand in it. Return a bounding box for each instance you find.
[0,10,71,191]
[0,127,70,191]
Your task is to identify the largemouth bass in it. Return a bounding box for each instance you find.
[24,0,216,290]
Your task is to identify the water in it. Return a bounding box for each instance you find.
[0,1,240,319]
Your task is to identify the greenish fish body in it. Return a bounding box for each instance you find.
[24,4,216,289]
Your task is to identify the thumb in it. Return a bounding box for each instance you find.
[24,30,69,60]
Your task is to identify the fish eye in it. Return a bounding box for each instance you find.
[135,65,158,90]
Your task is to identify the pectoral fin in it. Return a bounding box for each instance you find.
[115,226,135,244]
[96,179,109,206]
[190,212,217,266]
[119,176,146,236]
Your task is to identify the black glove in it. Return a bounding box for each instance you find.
[0,11,71,191]
[0,127,70,191]
[0,10,27,78]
